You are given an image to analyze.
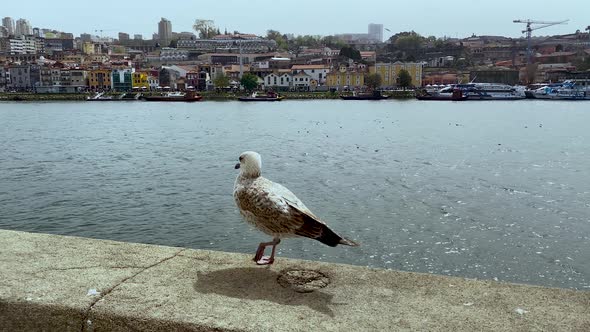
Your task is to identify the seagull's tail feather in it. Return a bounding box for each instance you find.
[338,237,360,247]
[315,224,359,247]
[287,201,359,247]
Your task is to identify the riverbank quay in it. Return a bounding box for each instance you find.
[0,92,92,101]
[0,90,415,102]
[1,230,588,331]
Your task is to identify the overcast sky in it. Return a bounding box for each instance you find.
[2,0,588,39]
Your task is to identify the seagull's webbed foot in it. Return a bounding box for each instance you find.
[256,256,274,265]
[253,238,281,265]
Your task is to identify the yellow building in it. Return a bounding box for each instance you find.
[88,69,112,90]
[371,62,423,88]
[132,72,149,89]
[326,65,366,90]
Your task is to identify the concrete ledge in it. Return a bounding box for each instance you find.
[1,230,589,331]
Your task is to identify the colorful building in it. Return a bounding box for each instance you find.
[132,72,149,89]
[111,68,134,91]
[88,69,112,90]
[326,65,366,90]
[371,62,423,88]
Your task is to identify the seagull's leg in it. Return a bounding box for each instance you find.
[255,238,281,265]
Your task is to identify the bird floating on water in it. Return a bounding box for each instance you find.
[233,151,358,265]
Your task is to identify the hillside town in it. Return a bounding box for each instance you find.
[1,17,590,94]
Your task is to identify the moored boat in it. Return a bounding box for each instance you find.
[238,91,284,102]
[528,80,590,100]
[416,87,467,101]
[459,83,526,100]
[86,92,117,101]
[142,91,203,102]
[340,90,390,100]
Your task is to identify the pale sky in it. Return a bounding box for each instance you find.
[2,0,588,40]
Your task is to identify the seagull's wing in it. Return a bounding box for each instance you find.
[236,178,358,247]
[283,199,359,247]
[267,180,358,247]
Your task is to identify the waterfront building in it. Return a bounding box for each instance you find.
[0,26,8,38]
[262,72,291,91]
[15,19,32,37]
[2,17,15,36]
[0,66,9,91]
[371,62,423,88]
[88,69,112,90]
[147,74,159,90]
[292,71,312,91]
[37,65,88,93]
[134,34,142,40]
[158,18,172,47]
[69,69,88,90]
[291,64,330,85]
[132,72,149,89]
[7,64,40,91]
[111,67,134,91]
[326,65,366,90]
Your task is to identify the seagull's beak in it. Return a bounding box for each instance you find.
[234,163,240,169]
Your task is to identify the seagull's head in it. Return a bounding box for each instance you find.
[235,151,261,178]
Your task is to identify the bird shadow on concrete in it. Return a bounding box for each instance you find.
[193,267,335,317]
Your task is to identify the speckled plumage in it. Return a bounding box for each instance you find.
[233,151,358,247]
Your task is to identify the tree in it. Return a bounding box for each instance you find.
[193,19,217,39]
[397,69,412,89]
[339,46,361,61]
[213,74,230,89]
[321,35,346,49]
[266,29,288,50]
[364,73,382,90]
[240,73,259,92]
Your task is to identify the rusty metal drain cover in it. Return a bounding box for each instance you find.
[277,269,330,293]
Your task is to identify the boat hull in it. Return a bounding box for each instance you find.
[142,96,203,102]
[339,95,390,100]
[415,95,467,101]
[237,97,283,102]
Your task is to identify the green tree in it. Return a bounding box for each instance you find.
[364,73,382,90]
[339,46,361,61]
[193,19,217,39]
[266,29,288,50]
[321,35,346,49]
[240,73,259,92]
[395,33,424,50]
[213,74,230,89]
[397,69,412,89]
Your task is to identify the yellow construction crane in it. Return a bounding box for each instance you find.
[513,19,569,64]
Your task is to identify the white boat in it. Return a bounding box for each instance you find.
[456,83,526,100]
[527,83,564,99]
[538,80,590,100]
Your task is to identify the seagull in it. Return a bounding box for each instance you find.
[233,151,358,265]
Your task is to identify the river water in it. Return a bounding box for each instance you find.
[1,99,589,290]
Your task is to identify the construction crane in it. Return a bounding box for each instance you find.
[513,19,569,64]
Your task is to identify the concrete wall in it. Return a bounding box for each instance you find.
[1,230,589,331]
